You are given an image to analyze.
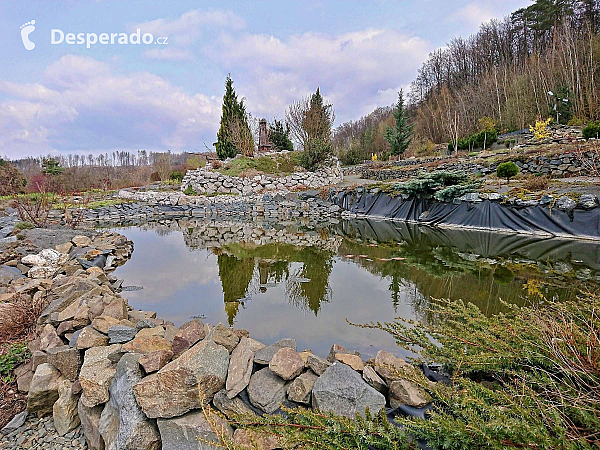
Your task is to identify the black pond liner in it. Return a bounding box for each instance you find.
[332,191,600,241]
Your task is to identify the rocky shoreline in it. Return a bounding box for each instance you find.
[0,229,439,449]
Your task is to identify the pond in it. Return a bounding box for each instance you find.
[111,218,600,360]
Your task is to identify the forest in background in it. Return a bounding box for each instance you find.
[335,0,600,162]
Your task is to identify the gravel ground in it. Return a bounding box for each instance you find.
[0,415,86,449]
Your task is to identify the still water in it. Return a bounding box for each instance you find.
[111,218,599,360]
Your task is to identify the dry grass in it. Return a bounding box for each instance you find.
[0,294,46,343]
[522,175,550,191]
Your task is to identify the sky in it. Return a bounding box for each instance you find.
[0,0,530,159]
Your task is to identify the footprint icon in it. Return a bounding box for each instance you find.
[20,20,36,50]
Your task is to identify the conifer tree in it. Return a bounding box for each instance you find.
[384,90,412,157]
[216,74,239,160]
[268,119,294,151]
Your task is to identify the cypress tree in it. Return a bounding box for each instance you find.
[384,90,412,157]
[216,74,238,160]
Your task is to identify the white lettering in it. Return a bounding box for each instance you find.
[86,33,97,49]
[77,33,85,44]
[99,33,108,44]
[130,29,140,44]
[65,33,75,44]
[51,29,64,44]
[142,33,152,44]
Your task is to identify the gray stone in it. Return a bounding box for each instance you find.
[226,337,265,399]
[254,338,296,365]
[0,265,23,285]
[79,344,122,407]
[157,408,232,450]
[362,366,387,393]
[389,379,431,408]
[247,368,288,414]
[269,347,304,380]
[27,363,65,417]
[211,323,240,353]
[327,344,360,363]
[312,363,386,418]
[212,389,257,419]
[107,325,137,344]
[287,371,318,404]
[1,411,28,435]
[556,196,576,211]
[579,194,598,210]
[306,353,331,376]
[133,339,229,418]
[99,353,161,450]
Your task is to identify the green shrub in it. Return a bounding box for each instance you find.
[14,222,35,231]
[300,138,333,171]
[170,171,184,182]
[449,129,498,151]
[394,170,471,198]
[0,343,30,383]
[582,121,600,140]
[496,161,519,182]
[340,146,365,166]
[183,185,197,196]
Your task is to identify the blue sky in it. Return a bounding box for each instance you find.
[0,0,529,158]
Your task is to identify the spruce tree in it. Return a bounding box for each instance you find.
[216,74,239,160]
[268,119,294,151]
[384,90,412,157]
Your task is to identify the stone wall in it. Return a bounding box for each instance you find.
[181,161,343,196]
[354,150,597,181]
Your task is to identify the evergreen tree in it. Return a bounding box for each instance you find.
[41,158,63,176]
[384,90,412,157]
[299,88,335,171]
[268,119,294,151]
[216,74,239,160]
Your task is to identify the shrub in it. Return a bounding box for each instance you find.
[149,171,161,182]
[0,343,30,383]
[300,138,332,171]
[449,129,498,151]
[0,160,27,196]
[211,160,223,170]
[582,121,600,140]
[339,145,365,166]
[394,170,472,198]
[497,161,519,182]
[169,171,184,182]
[183,186,197,196]
[529,117,552,140]
[522,175,549,191]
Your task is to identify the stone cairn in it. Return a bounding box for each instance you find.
[1,232,435,449]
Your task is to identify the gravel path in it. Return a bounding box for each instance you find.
[0,415,86,449]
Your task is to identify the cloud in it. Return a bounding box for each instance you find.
[0,55,221,157]
[449,3,496,27]
[210,28,431,123]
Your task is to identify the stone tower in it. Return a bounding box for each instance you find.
[258,119,272,154]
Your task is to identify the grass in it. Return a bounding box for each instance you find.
[217,153,303,177]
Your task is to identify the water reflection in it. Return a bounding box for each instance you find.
[112,218,599,358]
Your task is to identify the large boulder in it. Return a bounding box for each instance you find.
[133,339,229,418]
[27,363,64,417]
[79,344,122,407]
[254,338,296,365]
[53,379,80,436]
[107,325,137,344]
[312,363,386,418]
[139,349,173,373]
[99,354,161,450]
[46,345,81,381]
[123,335,172,355]
[269,347,304,380]
[39,278,98,324]
[226,337,265,399]
[247,368,288,414]
[157,408,232,450]
[78,398,105,450]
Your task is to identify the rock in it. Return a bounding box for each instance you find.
[107,325,137,344]
[57,320,75,336]
[73,305,91,328]
[226,337,265,399]
[287,371,318,404]
[39,278,97,324]
[128,310,157,323]
[99,353,161,450]
[269,347,304,380]
[362,366,387,393]
[133,339,229,418]
[212,323,240,353]
[29,265,60,279]
[312,363,386,418]
[72,235,92,247]
[247,368,288,414]
[1,411,28,435]
[327,344,360,363]
[55,242,73,254]
[389,379,431,408]
[46,345,81,381]
[0,265,23,285]
[233,429,281,450]
[212,389,257,419]
[27,363,64,417]
[92,315,122,334]
[53,379,80,436]
[171,318,206,358]
[579,194,598,210]
[16,366,33,393]
[139,349,173,373]
[306,353,331,376]
[136,326,165,339]
[102,297,128,320]
[122,335,172,355]
[79,344,122,407]
[157,408,232,450]
[373,350,413,383]
[254,338,296,365]
[39,324,63,351]
[32,350,48,371]
[556,195,576,211]
[77,326,109,349]
[78,398,105,450]
[335,353,364,371]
